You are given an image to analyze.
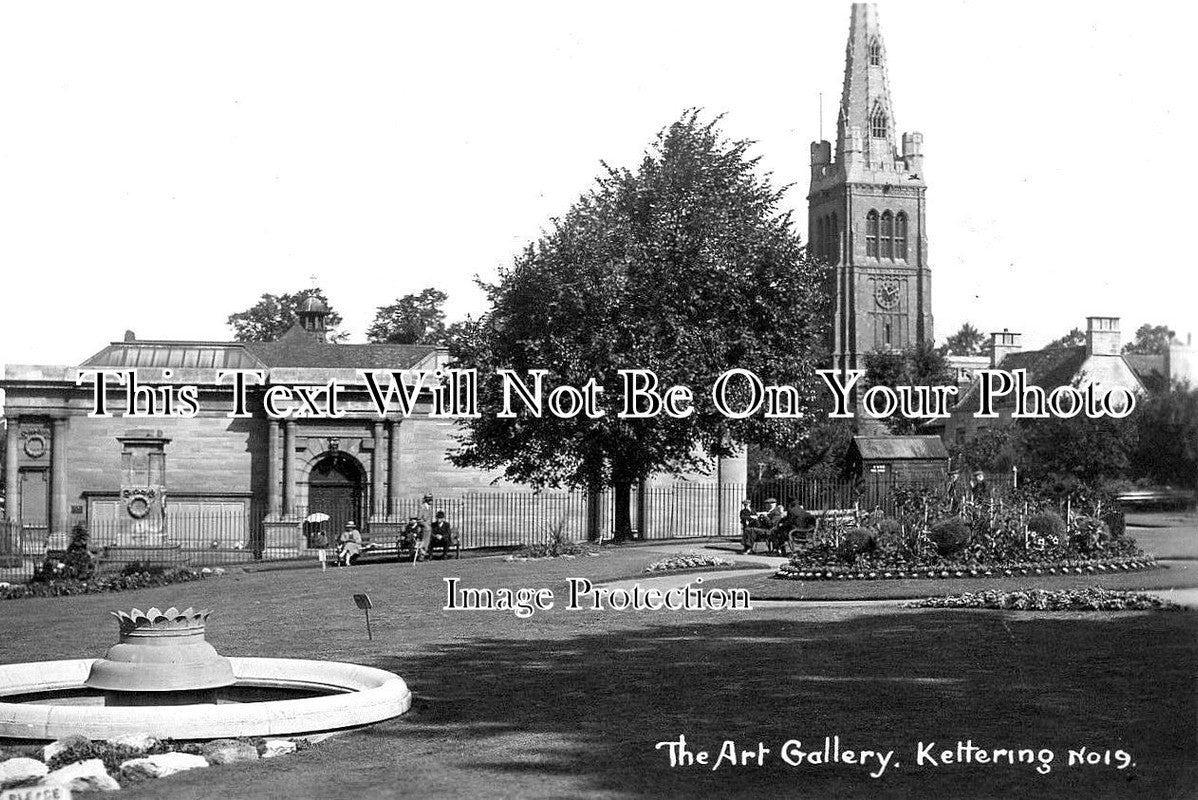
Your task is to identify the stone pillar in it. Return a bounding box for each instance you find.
[262,420,302,558]
[50,418,68,537]
[371,422,385,518]
[387,421,401,516]
[3,419,18,523]
[282,421,296,514]
[266,421,281,517]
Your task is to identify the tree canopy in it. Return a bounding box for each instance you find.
[1122,323,1176,355]
[367,288,450,345]
[863,341,956,434]
[450,112,830,538]
[226,288,346,343]
[941,322,986,356]
[1044,327,1085,349]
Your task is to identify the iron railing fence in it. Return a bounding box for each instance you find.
[1,474,1019,578]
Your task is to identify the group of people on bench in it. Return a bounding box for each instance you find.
[738,497,817,554]
[311,494,459,568]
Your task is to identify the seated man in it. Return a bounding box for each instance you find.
[429,511,457,559]
[399,517,422,557]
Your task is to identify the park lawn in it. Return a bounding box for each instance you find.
[1,548,1195,799]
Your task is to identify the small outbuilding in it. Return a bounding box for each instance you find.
[846,435,950,485]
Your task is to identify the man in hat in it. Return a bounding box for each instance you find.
[337,521,362,567]
[429,510,457,559]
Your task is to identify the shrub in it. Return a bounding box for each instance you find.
[1026,511,1066,540]
[839,527,876,559]
[1070,515,1111,554]
[1103,509,1127,540]
[928,517,970,557]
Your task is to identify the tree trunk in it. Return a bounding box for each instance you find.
[612,481,634,542]
[585,481,603,542]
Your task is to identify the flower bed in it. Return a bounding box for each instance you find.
[773,484,1153,582]
[775,554,1156,582]
[0,567,221,601]
[644,552,735,573]
[907,587,1179,611]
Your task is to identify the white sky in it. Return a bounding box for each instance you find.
[1,0,1195,368]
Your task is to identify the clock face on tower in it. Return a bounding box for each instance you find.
[874,281,900,310]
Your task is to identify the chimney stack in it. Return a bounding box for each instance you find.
[1085,317,1121,357]
[990,329,1022,367]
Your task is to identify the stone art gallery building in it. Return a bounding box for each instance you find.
[1,301,746,557]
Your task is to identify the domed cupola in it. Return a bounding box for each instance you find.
[297,295,330,342]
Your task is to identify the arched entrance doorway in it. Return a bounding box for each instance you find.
[307,451,367,536]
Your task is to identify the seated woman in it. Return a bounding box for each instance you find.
[337,521,363,567]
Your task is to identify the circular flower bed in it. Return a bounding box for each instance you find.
[776,555,1156,582]
[773,486,1154,582]
[907,587,1179,611]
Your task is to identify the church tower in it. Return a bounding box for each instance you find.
[809,3,932,375]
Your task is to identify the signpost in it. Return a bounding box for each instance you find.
[353,593,373,640]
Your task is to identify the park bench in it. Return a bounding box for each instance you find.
[359,531,460,563]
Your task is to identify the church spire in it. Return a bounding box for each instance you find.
[836,3,904,171]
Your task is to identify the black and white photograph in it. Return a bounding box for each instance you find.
[0,2,1195,798]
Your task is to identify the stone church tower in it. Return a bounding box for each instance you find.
[809,3,932,375]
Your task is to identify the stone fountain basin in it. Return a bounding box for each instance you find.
[0,657,411,740]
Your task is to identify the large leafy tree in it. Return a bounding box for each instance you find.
[1130,383,1198,488]
[226,288,346,343]
[1123,323,1176,355]
[1015,414,1138,487]
[863,341,956,434]
[367,288,449,345]
[941,322,986,356]
[450,112,830,540]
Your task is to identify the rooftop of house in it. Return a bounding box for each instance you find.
[850,435,949,460]
[80,324,439,371]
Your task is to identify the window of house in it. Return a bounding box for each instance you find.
[884,322,893,347]
[870,106,888,139]
[865,210,879,257]
[880,211,894,259]
[895,212,908,260]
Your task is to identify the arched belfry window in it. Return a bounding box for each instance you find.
[880,211,894,259]
[869,39,883,66]
[865,210,879,258]
[815,217,824,261]
[870,105,888,139]
[895,212,908,260]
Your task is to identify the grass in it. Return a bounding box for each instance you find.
[0,545,1194,799]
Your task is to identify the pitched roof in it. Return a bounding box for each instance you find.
[243,326,436,370]
[850,435,949,460]
[954,346,1088,412]
[81,325,438,371]
[1122,353,1166,384]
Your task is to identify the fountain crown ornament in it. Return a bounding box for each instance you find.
[111,606,211,636]
[86,605,235,696]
